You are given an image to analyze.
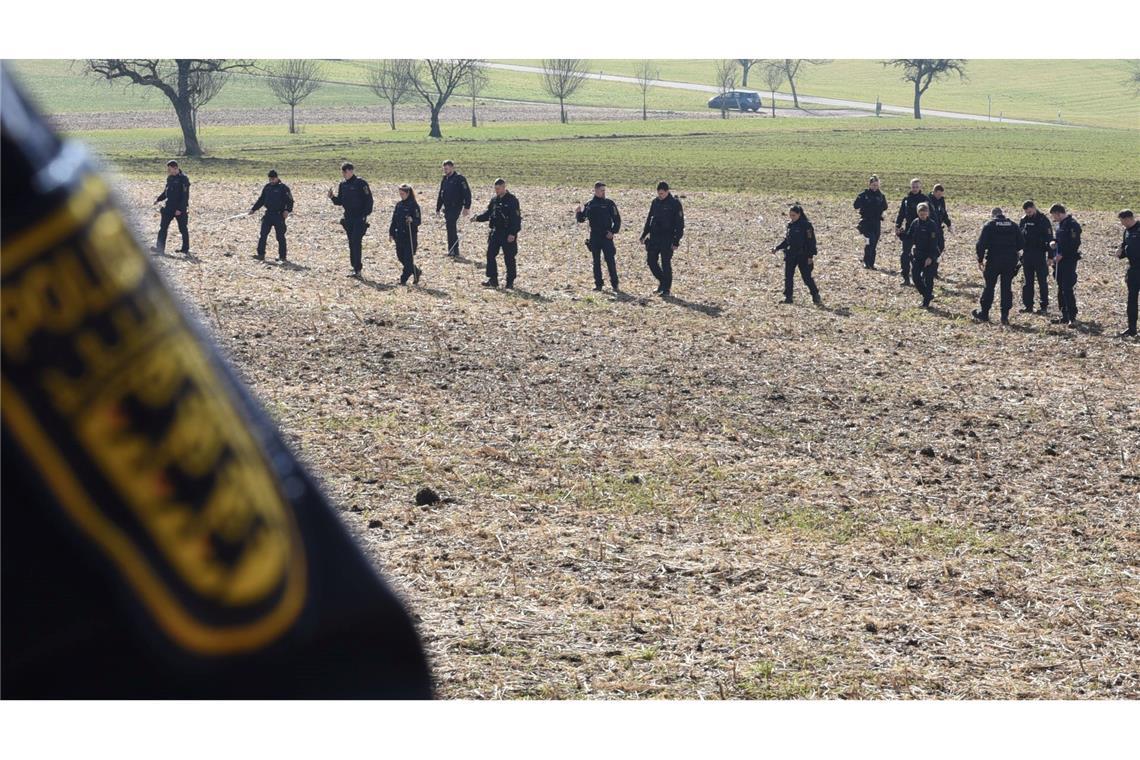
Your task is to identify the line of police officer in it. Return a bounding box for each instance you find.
[150,163,1138,337]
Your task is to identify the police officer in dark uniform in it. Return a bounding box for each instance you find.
[1018,200,1053,314]
[853,174,888,269]
[576,181,622,292]
[248,169,294,261]
[1116,209,1140,338]
[389,183,423,285]
[436,160,472,257]
[906,202,941,308]
[640,181,685,297]
[473,178,522,289]
[327,162,373,278]
[927,183,952,279]
[771,204,822,305]
[151,159,191,255]
[1049,203,1082,326]
[894,178,929,285]
[972,207,1024,325]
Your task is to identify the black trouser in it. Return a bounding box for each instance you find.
[1021,252,1049,310]
[980,258,1017,318]
[910,252,937,303]
[784,254,818,300]
[257,212,287,259]
[342,216,368,273]
[1055,256,1079,321]
[646,242,673,292]
[156,208,189,252]
[590,235,619,289]
[900,234,913,281]
[1126,267,1139,333]
[395,239,416,283]
[443,206,462,256]
[486,231,517,285]
[860,223,881,267]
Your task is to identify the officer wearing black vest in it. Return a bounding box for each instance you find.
[474,178,522,289]
[327,162,373,277]
[1116,209,1140,338]
[894,178,929,285]
[436,160,471,257]
[248,169,294,261]
[906,202,941,308]
[152,159,191,255]
[771,204,822,305]
[640,181,685,297]
[972,208,1024,325]
[853,174,888,269]
[576,181,622,292]
[1049,203,1082,326]
[1018,200,1054,314]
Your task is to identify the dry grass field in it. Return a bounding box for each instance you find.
[119,180,1139,699]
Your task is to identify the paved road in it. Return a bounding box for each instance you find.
[485,62,1071,128]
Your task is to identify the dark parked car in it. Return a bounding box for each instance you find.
[707,90,763,112]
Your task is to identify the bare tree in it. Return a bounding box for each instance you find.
[186,68,229,135]
[635,60,659,121]
[737,59,758,87]
[713,59,739,119]
[540,59,590,124]
[466,61,490,127]
[410,59,482,138]
[267,59,323,134]
[1127,60,1140,95]
[762,62,785,118]
[368,59,416,130]
[882,59,968,119]
[84,59,253,157]
[780,59,831,109]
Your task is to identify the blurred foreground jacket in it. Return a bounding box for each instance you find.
[0,69,431,698]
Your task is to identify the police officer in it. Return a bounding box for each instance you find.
[474,178,522,289]
[771,204,821,305]
[972,207,1024,325]
[1018,200,1053,314]
[1048,203,1082,326]
[327,162,373,278]
[640,181,685,297]
[853,174,888,269]
[927,183,952,279]
[248,169,294,262]
[389,184,423,286]
[906,202,941,308]
[1116,209,1140,338]
[436,160,471,257]
[576,181,622,292]
[151,159,191,255]
[894,178,929,285]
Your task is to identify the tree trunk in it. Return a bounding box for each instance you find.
[559,97,566,124]
[472,96,477,127]
[390,103,396,130]
[770,93,775,117]
[789,76,799,108]
[741,64,750,87]
[913,79,922,119]
[429,107,442,138]
[289,103,296,134]
[173,99,202,158]
[642,93,647,121]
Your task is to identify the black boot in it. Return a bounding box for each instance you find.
[972,309,989,322]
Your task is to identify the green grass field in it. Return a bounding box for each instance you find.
[12,59,1139,128]
[75,118,1137,210]
[6,59,717,115]
[503,59,1140,130]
